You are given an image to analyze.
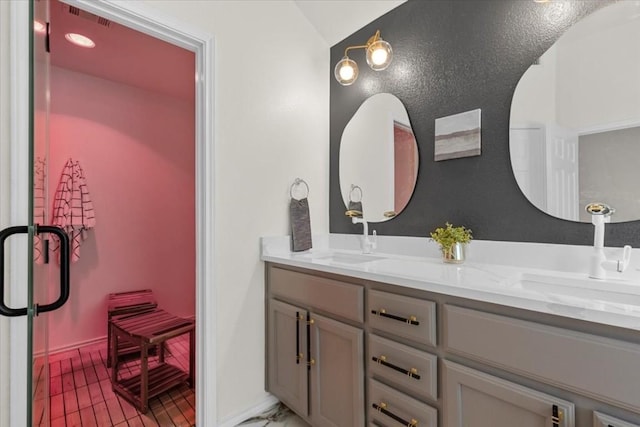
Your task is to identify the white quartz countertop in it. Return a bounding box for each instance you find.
[261,235,640,332]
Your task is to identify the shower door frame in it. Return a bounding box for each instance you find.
[5,1,217,425]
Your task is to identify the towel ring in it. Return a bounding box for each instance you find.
[349,184,363,203]
[290,178,310,200]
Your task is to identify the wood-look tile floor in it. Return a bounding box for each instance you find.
[33,336,195,426]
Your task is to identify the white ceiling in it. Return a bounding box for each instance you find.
[49,0,195,101]
[293,0,407,46]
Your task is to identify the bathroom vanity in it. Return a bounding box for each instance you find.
[262,235,640,427]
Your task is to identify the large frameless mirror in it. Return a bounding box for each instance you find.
[510,1,640,223]
[339,93,419,223]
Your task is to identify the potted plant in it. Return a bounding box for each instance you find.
[429,222,473,263]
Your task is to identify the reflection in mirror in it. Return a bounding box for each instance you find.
[510,1,640,223]
[345,185,364,218]
[340,93,419,223]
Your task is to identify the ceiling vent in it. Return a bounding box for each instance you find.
[63,4,112,28]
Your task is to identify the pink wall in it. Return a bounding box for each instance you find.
[44,66,195,350]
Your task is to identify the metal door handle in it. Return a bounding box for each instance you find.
[0,225,70,317]
[0,226,29,316]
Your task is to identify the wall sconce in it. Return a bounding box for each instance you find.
[334,30,393,86]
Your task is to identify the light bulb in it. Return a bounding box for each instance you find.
[370,48,388,66]
[34,21,46,34]
[65,33,95,48]
[334,56,359,86]
[366,39,393,71]
[340,64,355,80]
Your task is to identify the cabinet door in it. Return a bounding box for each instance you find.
[267,299,308,416]
[309,312,364,427]
[443,360,574,427]
[594,411,640,427]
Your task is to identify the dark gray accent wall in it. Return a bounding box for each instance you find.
[330,0,640,247]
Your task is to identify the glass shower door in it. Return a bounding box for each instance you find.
[0,1,70,425]
[31,0,52,424]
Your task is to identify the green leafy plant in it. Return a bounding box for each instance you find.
[429,222,473,252]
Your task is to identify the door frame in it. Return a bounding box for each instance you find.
[6,0,217,425]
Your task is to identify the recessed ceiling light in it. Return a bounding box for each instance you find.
[65,33,95,48]
[33,21,46,34]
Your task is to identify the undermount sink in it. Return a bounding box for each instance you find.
[293,251,384,265]
[502,272,640,306]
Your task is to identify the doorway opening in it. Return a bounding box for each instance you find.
[27,0,215,424]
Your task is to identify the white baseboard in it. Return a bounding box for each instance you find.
[217,394,279,427]
[34,335,107,359]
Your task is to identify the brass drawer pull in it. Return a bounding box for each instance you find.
[551,405,563,427]
[373,402,418,426]
[372,355,421,380]
[371,308,420,325]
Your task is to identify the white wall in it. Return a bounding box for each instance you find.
[0,2,31,425]
[45,66,196,350]
[0,2,11,424]
[509,45,557,127]
[137,0,330,422]
[556,15,640,130]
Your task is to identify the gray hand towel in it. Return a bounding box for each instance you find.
[347,200,363,218]
[290,198,312,252]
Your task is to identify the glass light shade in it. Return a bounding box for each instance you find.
[334,56,359,86]
[65,33,95,48]
[366,39,393,71]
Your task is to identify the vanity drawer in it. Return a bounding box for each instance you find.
[269,267,363,323]
[368,334,437,402]
[368,378,438,427]
[368,290,436,346]
[593,411,640,427]
[444,305,640,413]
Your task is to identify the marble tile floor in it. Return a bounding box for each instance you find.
[236,403,310,427]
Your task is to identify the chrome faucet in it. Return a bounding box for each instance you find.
[352,217,377,254]
[586,202,632,279]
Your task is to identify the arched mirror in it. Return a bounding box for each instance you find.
[339,93,419,223]
[510,1,640,223]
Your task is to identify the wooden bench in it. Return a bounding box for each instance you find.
[110,309,195,413]
[107,289,158,367]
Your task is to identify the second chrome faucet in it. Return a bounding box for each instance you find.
[352,217,377,254]
[585,202,632,279]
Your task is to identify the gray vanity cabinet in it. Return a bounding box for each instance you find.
[443,360,575,427]
[593,411,640,427]
[266,263,640,427]
[309,313,364,427]
[267,299,308,417]
[266,265,365,427]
